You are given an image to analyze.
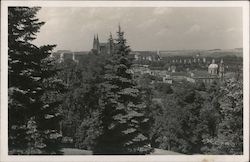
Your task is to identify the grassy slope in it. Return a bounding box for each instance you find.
[61,148,183,155]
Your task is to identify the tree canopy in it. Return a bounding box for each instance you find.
[8,7,65,154]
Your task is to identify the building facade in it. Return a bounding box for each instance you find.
[131,51,161,62]
[52,50,88,63]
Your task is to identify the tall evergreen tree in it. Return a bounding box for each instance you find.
[8,7,64,154]
[93,26,152,155]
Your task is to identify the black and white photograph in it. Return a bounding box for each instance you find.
[1,1,249,162]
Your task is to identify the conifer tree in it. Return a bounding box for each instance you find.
[8,7,64,154]
[93,26,152,155]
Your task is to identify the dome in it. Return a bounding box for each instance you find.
[208,59,218,69]
[208,59,218,75]
[208,63,218,69]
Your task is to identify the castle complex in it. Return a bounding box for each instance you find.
[91,26,161,62]
[51,25,235,85]
[92,33,114,55]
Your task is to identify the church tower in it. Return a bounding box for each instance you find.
[92,34,100,53]
[219,59,225,80]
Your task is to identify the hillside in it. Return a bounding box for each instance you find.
[61,148,183,155]
[158,48,243,57]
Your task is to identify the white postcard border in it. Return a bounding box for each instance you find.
[1,1,249,162]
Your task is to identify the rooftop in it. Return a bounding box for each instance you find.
[171,72,189,77]
[190,70,218,78]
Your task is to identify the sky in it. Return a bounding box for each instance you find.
[33,7,243,52]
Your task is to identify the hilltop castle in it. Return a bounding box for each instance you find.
[92,33,114,55]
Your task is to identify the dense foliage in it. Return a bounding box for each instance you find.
[148,79,243,154]
[58,54,105,150]
[203,79,243,154]
[8,7,65,154]
[59,54,243,155]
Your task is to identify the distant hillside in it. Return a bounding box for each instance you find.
[54,49,243,58]
[158,48,243,58]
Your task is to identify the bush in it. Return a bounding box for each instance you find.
[75,111,101,150]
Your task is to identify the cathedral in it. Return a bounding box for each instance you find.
[92,33,114,54]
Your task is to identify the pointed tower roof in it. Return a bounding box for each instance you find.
[93,34,95,46]
[93,34,96,43]
[96,34,99,41]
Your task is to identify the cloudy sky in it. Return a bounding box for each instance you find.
[33,7,242,51]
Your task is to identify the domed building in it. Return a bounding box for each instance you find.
[184,58,225,84]
[208,59,218,75]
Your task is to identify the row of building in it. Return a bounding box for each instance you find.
[51,50,89,63]
[52,27,230,86]
[170,57,207,64]
[51,50,227,85]
[131,59,225,85]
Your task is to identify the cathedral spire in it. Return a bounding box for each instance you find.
[96,34,99,41]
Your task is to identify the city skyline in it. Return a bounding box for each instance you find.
[33,7,243,51]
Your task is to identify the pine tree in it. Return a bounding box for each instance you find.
[8,7,64,154]
[93,26,152,155]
